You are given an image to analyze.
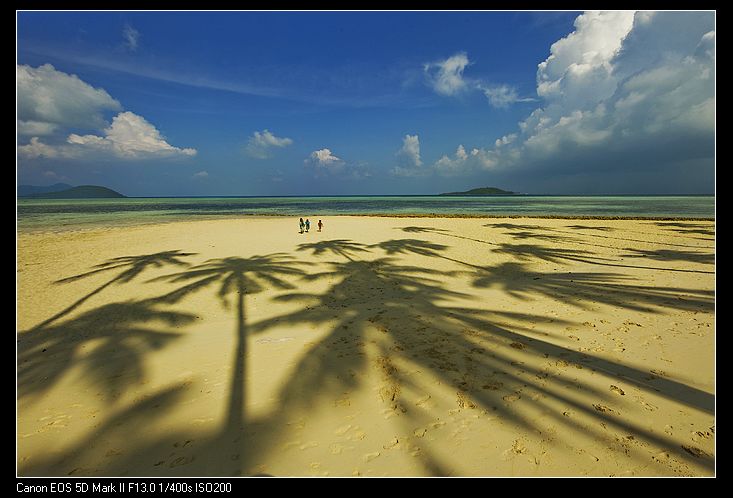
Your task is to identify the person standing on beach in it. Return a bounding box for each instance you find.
[305,219,311,232]
[318,219,323,232]
[299,218,305,234]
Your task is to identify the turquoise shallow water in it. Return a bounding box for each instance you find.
[17,195,715,232]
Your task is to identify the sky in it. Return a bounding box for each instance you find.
[17,11,715,196]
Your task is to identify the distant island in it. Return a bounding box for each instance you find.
[17,183,73,197]
[439,187,517,196]
[18,185,126,199]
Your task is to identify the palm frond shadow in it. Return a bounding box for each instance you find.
[20,237,713,476]
[145,253,306,473]
[34,250,196,330]
[652,222,715,239]
[486,222,711,250]
[18,300,195,403]
[621,248,715,265]
[245,238,714,473]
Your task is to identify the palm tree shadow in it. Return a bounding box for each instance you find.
[621,248,715,265]
[653,222,715,238]
[470,261,713,313]
[297,239,371,261]
[149,253,305,474]
[247,239,714,474]
[486,222,708,250]
[18,300,196,403]
[397,226,499,247]
[492,242,714,275]
[34,250,196,330]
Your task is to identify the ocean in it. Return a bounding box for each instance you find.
[17,195,715,232]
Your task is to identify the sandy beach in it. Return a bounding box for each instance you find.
[17,216,715,476]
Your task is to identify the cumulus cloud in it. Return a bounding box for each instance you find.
[433,144,504,176]
[309,148,343,166]
[304,148,370,179]
[67,111,197,158]
[17,65,197,165]
[192,170,209,179]
[246,129,293,159]
[430,11,715,191]
[18,137,75,160]
[392,134,424,176]
[424,53,470,96]
[123,24,140,51]
[18,120,58,136]
[17,64,121,131]
[21,112,197,160]
[536,11,635,108]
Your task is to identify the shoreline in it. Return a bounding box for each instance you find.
[17,213,716,236]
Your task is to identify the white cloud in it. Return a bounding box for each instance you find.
[536,11,636,108]
[21,112,197,160]
[18,120,58,136]
[424,52,470,96]
[309,148,343,165]
[430,11,715,185]
[17,66,196,164]
[67,111,197,159]
[123,24,140,51]
[192,170,209,179]
[304,148,370,179]
[18,137,75,160]
[17,64,121,130]
[480,85,535,108]
[246,129,293,159]
[424,53,533,109]
[432,144,503,176]
[392,134,424,177]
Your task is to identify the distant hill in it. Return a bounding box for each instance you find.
[18,183,73,197]
[21,185,126,199]
[439,187,517,196]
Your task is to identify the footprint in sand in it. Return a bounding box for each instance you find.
[510,439,527,455]
[609,385,626,396]
[510,342,526,350]
[503,392,521,403]
[634,396,658,411]
[415,395,432,407]
[681,445,710,458]
[299,441,319,450]
[413,427,427,438]
[350,430,366,441]
[334,396,351,407]
[335,424,352,436]
[592,404,618,414]
[383,437,399,450]
[363,452,380,463]
[482,381,503,390]
[456,391,477,409]
[169,456,194,468]
[691,430,713,442]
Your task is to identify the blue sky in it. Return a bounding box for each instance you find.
[17,11,715,196]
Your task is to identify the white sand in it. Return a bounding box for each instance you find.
[17,216,715,476]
